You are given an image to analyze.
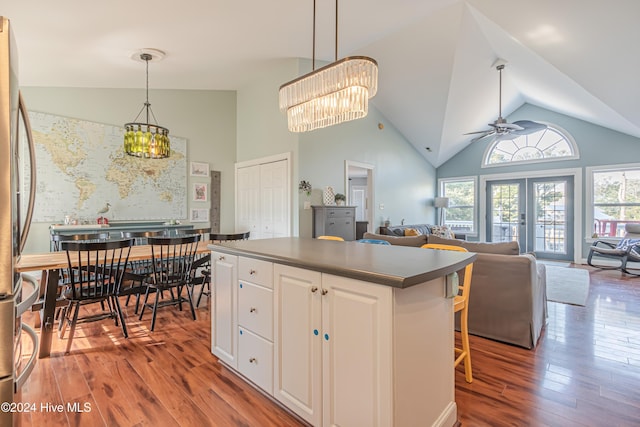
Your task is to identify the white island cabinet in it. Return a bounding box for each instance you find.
[210,251,238,368]
[210,238,474,427]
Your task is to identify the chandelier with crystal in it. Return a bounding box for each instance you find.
[279,0,378,133]
[124,49,170,159]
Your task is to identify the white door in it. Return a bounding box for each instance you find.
[273,265,322,426]
[236,154,291,239]
[236,166,260,238]
[260,161,289,238]
[321,275,393,427]
[350,185,367,221]
[211,251,238,368]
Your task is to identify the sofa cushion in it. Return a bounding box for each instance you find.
[385,224,433,236]
[430,225,454,239]
[404,228,421,236]
[427,235,520,255]
[363,232,427,247]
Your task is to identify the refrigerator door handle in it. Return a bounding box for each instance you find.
[18,91,36,253]
[16,274,39,318]
[14,323,38,392]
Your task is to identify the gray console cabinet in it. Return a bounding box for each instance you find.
[312,206,356,241]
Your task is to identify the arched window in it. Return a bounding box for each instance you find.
[482,124,578,167]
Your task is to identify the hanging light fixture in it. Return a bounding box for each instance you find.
[124,49,170,158]
[279,0,378,133]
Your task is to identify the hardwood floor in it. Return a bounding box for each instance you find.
[16,266,640,426]
[455,265,640,427]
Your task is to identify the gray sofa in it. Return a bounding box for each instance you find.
[363,232,548,349]
[381,223,466,240]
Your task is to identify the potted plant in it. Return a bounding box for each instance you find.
[334,193,346,206]
[299,180,312,197]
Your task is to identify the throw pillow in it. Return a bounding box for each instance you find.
[431,225,454,239]
[404,228,421,236]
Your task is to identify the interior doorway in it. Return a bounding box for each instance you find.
[345,161,374,235]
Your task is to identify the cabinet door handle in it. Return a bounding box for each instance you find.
[249,269,256,275]
[321,289,328,296]
[249,358,256,364]
[311,286,318,293]
[249,307,257,313]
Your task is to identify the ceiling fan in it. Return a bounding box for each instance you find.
[465,60,547,142]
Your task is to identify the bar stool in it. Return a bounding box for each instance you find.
[422,243,474,383]
[317,235,344,241]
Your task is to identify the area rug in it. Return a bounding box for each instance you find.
[545,265,590,306]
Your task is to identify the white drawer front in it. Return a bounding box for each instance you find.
[238,257,273,289]
[238,281,273,341]
[238,327,273,395]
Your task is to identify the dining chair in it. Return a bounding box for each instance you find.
[178,228,213,308]
[59,238,134,353]
[317,235,345,241]
[45,232,112,322]
[422,243,474,383]
[119,230,165,313]
[139,234,201,331]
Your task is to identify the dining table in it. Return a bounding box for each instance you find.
[16,240,212,358]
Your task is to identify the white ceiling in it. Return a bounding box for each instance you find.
[4,0,640,166]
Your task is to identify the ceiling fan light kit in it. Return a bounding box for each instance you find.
[465,59,546,142]
[279,0,378,133]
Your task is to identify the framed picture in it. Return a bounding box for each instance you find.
[190,161,210,177]
[190,208,209,223]
[193,183,208,202]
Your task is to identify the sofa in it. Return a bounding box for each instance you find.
[381,223,467,240]
[362,232,548,349]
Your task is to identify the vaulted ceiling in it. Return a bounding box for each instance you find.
[4,0,640,166]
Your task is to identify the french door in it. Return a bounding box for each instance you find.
[486,176,574,260]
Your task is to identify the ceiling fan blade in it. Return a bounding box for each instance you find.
[464,129,492,135]
[511,120,547,135]
[498,122,524,131]
[470,130,495,142]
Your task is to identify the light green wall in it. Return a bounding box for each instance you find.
[20,87,236,253]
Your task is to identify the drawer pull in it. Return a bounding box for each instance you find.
[321,289,328,296]
[311,286,318,293]
[218,256,225,261]
[249,307,257,313]
[249,357,257,364]
[249,269,256,275]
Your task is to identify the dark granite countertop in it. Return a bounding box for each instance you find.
[208,237,475,288]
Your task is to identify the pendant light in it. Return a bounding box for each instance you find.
[124,49,170,158]
[279,0,378,133]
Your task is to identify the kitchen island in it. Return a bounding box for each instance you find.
[208,237,475,427]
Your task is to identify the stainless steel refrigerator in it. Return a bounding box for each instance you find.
[0,16,40,426]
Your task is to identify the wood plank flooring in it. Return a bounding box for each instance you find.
[16,265,640,426]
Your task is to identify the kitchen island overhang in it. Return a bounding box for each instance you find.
[207,236,476,288]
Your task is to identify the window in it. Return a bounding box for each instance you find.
[483,124,578,167]
[439,177,477,235]
[588,165,640,238]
